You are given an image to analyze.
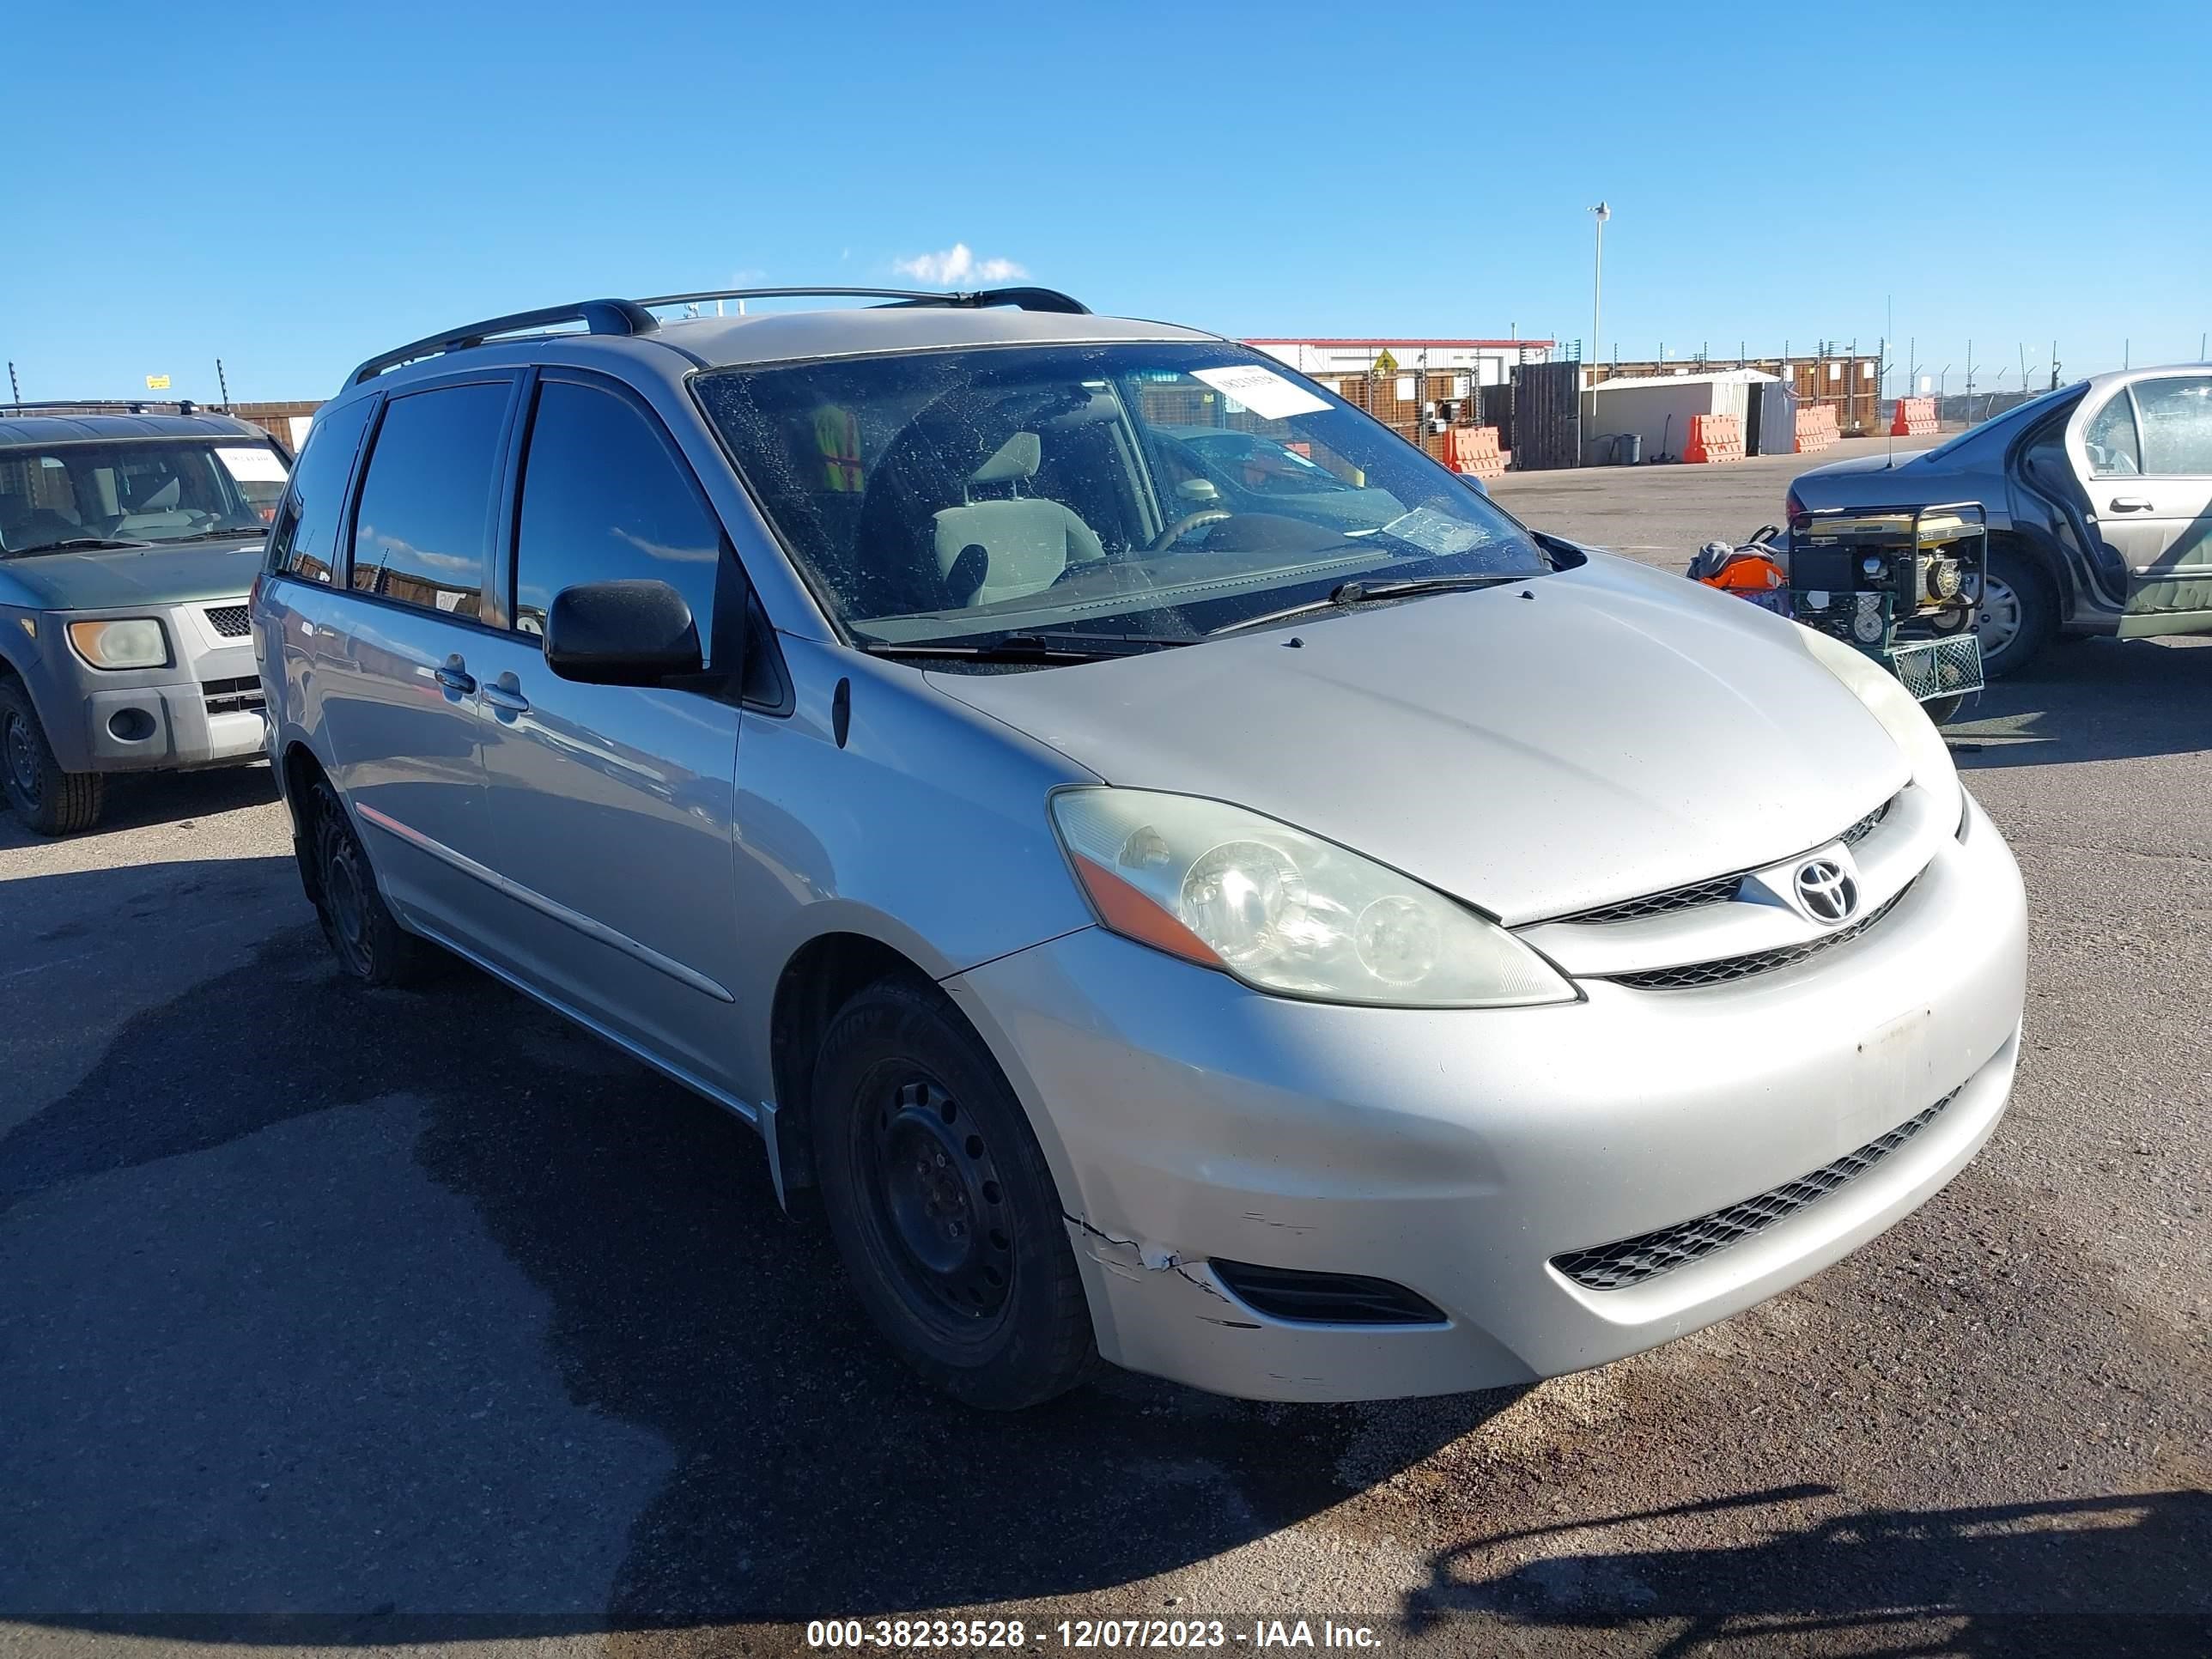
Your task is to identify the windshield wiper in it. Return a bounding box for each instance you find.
[1207,574,1518,637]
[158,527,269,544]
[2,537,155,556]
[854,630,1194,665]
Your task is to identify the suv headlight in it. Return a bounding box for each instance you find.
[1049,788,1574,1008]
[67,617,170,670]
[1796,626,1960,825]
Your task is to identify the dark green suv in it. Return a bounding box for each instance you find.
[0,405,289,833]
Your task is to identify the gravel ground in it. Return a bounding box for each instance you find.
[3,447,2205,1658]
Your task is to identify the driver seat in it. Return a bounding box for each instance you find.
[931,432,1104,607]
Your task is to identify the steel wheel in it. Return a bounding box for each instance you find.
[304,777,424,986]
[0,682,102,834]
[812,978,1097,1408]
[313,789,375,977]
[3,708,40,810]
[859,1073,1016,1333]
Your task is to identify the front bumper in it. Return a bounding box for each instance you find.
[31,602,264,775]
[948,793,2027,1402]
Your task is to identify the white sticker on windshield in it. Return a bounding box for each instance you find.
[1377,506,1484,558]
[1192,365,1329,422]
[215,446,289,483]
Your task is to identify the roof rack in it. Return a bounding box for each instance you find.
[348,284,1095,386]
[349,298,661,386]
[3,398,210,417]
[636,285,1091,316]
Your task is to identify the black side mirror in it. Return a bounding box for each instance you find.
[544,580,702,686]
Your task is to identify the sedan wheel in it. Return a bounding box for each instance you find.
[1975,574,2024,662]
[1971,547,2056,678]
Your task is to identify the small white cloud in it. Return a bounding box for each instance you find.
[891,242,1028,285]
[730,266,767,284]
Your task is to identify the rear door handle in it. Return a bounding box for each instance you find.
[433,659,476,696]
[2109,495,2154,512]
[481,676,531,717]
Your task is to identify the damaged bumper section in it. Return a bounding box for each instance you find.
[948,795,2027,1403]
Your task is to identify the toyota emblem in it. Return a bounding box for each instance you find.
[1794,859,1859,923]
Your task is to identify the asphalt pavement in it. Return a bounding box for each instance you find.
[3,447,2206,1657]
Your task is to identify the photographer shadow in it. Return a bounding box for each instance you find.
[1407,1482,2212,1656]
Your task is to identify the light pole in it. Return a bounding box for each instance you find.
[1589,202,1609,374]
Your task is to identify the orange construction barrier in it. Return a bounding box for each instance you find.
[1439,423,1506,481]
[1794,404,1839,454]
[1890,396,1939,437]
[1682,413,1745,464]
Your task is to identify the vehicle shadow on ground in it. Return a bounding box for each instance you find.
[0,762,276,850]
[1406,1483,2212,1656]
[0,880,1520,1642]
[1948,639,2210,770]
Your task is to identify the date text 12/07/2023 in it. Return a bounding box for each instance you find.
[805,1617,1387,1650]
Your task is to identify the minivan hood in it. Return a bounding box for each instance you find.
[0,538,264,611]
[932,556,1910,924]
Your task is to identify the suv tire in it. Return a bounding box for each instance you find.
[305,778,426,987]
[1976,545,2057,678]
[812,978,1097,1409]
[0,682,104,836]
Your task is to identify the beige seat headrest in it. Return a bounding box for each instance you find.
[969,431,1042,488]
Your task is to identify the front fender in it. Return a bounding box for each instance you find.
[720,637,1103,1104]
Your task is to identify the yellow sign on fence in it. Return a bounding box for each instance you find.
[145,374,171,390]
[1370,349,1399,374]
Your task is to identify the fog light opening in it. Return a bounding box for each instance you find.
[107,707,158,743]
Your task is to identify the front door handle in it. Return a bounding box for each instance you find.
[434,658,476,696]
[481,674,531,718]
[2109,495,2154,512]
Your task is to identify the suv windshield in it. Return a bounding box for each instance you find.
[695,343,1547,647]
[0,439,288,557]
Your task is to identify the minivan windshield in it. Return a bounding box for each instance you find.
[0,439,288,557]
[695,343,1547,647]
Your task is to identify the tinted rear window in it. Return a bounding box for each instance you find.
[270,399,374,583]
[349,383,511,618]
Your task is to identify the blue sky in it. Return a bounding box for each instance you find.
[6,0,2207,405]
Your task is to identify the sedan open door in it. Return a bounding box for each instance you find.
[2070,373,2212,637]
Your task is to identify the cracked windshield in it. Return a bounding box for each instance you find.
[695,343,1548,647]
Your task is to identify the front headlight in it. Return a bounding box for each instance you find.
[1049,788,1574,1008]
[1796,626,1960,824]
[67,617,170,671]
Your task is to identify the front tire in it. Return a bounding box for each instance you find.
[812,979,1096,1409]
[305,778,425,986]
[1974,547,2057,678]
[0,682,104,836]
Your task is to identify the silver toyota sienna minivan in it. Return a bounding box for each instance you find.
[253,287,2027,1409]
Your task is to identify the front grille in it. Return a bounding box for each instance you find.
[203,603,252,638]
[1598,881,1911,991]
[201,675,265,716]
[1838,799,1890,845]
[1558,794,1896,927]
[1564,872,1742,926]
[1551,1085,1965,1291]
[1210,1261,1445,1326]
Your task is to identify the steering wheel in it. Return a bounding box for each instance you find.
[1147,508,1233,553]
